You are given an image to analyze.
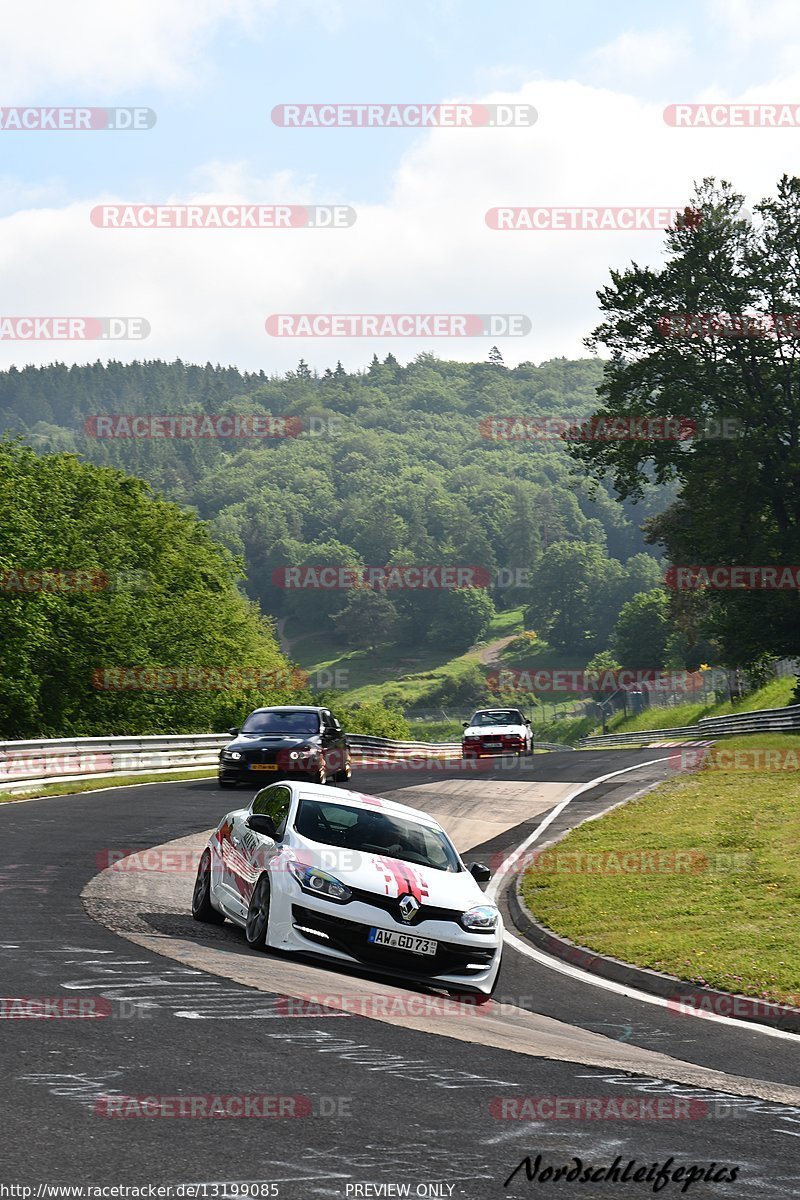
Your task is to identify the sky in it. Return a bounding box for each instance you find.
[3,0,800,374]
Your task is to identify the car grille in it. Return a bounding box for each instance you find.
[292,904,496,976]
[240,747,281,764]
[466,734,522,751]
[347,885,473,930]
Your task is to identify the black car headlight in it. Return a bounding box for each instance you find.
[221,750,241,761]
[288,863,352,903]
[461,904,499,931]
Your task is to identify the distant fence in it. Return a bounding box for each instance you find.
[579,704,800,748]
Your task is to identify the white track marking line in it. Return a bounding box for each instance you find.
[490,757,800,1043]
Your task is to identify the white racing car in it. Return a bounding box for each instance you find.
[192,781,502,996]
[462,707,533,758]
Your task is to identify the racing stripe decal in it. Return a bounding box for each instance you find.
[373,856,429,903]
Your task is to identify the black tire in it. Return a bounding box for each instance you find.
[245,873,271,950]
[191,850,225,924]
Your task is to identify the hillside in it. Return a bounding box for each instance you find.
[1,356,671,686]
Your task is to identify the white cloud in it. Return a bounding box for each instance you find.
[0,1,279,96]
[709,0,800,68]
[2,77,800,375]
[586,30,691,80]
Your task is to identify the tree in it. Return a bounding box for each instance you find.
[571,176,800,661]
[427,587,495,651]
[332,588,399,650]
[488,345,505,367]
[0,440,297,737]
[611,590,671,669]
[524,541,618,653]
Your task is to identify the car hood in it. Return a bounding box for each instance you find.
[289,838,487,911]
[225,733,321,752]
[463,723,525,737]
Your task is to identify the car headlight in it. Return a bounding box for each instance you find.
[461,904,499,931]
[288,745,316,760]
[222,751,241,760]
[288,863,351,903]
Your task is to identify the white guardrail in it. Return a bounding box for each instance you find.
[0,732,573,795]
[578,703,800,748]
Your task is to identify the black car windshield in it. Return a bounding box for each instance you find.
[294,799,460,872]
[241,710,320,735]
[470,710,523,726]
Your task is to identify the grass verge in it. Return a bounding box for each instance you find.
[604,675,795,736]
[0,767,215,803]
[519,733,800,1005]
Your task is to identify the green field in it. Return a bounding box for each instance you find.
[520,733,800,1005]
[602,675,795,736]
[294,607,527,709]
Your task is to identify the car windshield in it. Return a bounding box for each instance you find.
[241,710,320,735]
[294,799,460,872]
[470,710,523,727]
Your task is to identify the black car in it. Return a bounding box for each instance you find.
[217,705,351,788]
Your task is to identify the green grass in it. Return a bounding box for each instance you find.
[520,733,800,1005]
[293,607,527,710]
[0,767,215,803]
[407,719,463,741]
[604,675,795,735]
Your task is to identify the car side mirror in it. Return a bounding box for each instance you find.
[246,813,276,838]
[228,727,239,735]
[462,721,469,729]
[469,862,492,883]
[526,717,532,725]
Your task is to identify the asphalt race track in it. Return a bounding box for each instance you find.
[2,750,800,1198]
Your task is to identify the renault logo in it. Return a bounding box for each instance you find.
[398,894,420,923]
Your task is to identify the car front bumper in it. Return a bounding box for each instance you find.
[269,886,503,994]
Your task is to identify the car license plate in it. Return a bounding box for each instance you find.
[251,763,278,771]
[369,928,437,955]
[484,741,502,748]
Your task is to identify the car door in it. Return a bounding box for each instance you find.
[227,785,292,916]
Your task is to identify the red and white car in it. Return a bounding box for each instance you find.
[461,708,533,758]
[192,781,502,996]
